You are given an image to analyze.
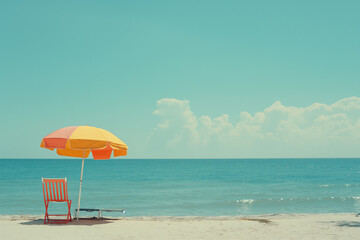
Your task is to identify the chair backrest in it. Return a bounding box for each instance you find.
[42,178,69,202]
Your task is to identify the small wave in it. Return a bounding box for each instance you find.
[235,196,360,205]
[319,184,354,188]
[319,184,332,187]
[236,199,254,204]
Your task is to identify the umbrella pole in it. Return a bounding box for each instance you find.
[77,151,85,221]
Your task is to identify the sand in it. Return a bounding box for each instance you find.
[1,214,360,240]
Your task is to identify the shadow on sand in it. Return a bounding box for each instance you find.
[20,217,118,226]
[335,221,360,228]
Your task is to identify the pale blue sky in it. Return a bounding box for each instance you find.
[1,1,359,158]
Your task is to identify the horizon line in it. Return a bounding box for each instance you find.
[0,157,359,160]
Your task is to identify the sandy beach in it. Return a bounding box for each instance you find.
[1,213,359,240]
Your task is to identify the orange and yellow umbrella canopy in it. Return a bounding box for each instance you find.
[41,126,128,221]
[40,126,128,160]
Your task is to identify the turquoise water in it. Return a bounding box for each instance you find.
[0,158,360,217]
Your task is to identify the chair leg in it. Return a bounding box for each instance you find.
[67,200,72,222]
[44,201,49,224]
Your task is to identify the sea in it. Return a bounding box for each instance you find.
[0,158,360,217]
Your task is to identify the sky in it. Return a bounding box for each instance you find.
[0,0,359,158]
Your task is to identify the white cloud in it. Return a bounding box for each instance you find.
[151,97,360,158]
[153,98,199,147]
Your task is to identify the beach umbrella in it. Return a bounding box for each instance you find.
[40,126,128,221]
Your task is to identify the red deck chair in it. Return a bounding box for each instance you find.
[42,178,72,224]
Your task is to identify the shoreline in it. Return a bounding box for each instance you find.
[1,213,360,239]
[0,212,359,219]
